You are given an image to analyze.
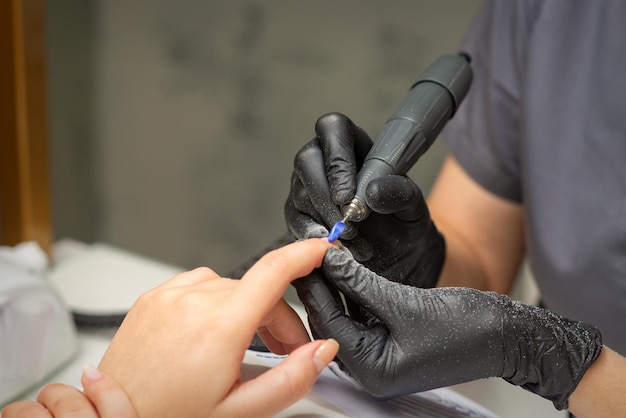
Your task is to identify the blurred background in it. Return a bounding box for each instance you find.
[47,0,482,274]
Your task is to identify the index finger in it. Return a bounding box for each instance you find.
[232,238,334,324]
[1,401,54,418]
[314,112,372,205]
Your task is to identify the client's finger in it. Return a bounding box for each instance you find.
[36,383,99,417]
[215,339,339,417]
[234,239,333,326]
[81,366,137,418]
[1,401,54,418]
[257,298,310,355]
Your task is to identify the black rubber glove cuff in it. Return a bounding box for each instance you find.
[499,297,603,410]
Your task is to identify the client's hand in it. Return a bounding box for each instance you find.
[98,238,337,418]
[2,239,337,418]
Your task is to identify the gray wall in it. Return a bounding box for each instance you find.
[47,1,482,274]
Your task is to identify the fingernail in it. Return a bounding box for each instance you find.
[82,365,103,382]
[313,339,339,372]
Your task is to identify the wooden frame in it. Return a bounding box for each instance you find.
[0,0,52,255]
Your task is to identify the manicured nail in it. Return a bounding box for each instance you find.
[313,339,339,372]
[321,237,341,247]
[82,365,103,382]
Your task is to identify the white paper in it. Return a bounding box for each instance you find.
[248,350,499,418]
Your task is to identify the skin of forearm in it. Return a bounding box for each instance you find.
[434,221,495,290]
[426,156,525,294]
[434,222,521,294]
[568,346,626,417]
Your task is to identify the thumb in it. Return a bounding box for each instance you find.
[366,175,426,221]
[216,339,339,417]
[81,366,138,418]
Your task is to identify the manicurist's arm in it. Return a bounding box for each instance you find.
[568,346,626,418]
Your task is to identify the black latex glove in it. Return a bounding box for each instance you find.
[295,246,603,411]
[285,112,444,288]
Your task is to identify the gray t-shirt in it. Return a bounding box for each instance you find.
[443,0,626,354]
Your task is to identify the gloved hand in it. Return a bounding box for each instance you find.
[295,246,603,411]
[285,112,444,288]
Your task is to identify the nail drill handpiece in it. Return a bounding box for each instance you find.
[328,53,473,242]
